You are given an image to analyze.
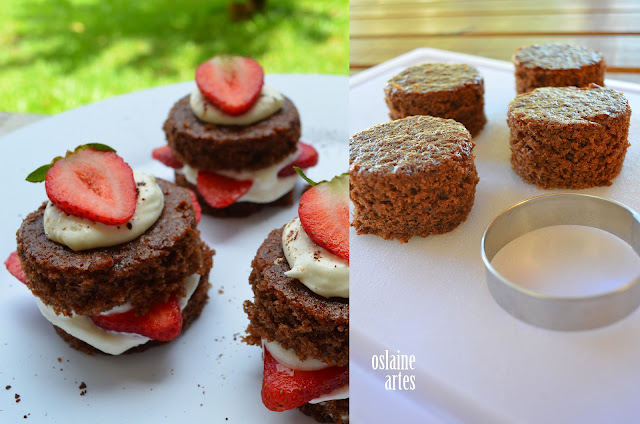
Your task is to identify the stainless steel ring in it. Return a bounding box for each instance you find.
[481,193,640,331]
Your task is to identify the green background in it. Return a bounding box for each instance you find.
[1,0,348,114]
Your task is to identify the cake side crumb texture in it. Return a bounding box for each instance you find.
[350,116,479,242]
[508,84,631,189]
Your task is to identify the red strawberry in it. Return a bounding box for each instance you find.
[298,173,349,262]
[187,188,202,223]
[195,56,264,116]
[277,142,319,177]
[196,171,252,209]
[4,251,27,285]
[261,348,348,412]
[91,295,183,341]
[152,145,183,169]
[45,148,137,226]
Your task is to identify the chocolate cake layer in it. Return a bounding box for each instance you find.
[513,43,605,94]
[174,173,294,218]
[350,115,479,242]
[244,227,349,367]
[52,270,212,355]
[17,179,214,316]
[163,95,300,171]
[508,84,631,189]
[384,63,486,136]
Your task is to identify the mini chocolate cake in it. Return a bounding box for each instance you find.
[16,179,214,354]
[384,63,487,136]
[508,84,631,189]
[350,115,479,243]
[244,227,349,422]
[513,43,606,94]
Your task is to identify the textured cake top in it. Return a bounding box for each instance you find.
[509,84,630,124]
[349,115,474,174]
[514,43,603,70]
[386,63,482,93]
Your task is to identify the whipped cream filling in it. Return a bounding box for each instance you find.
[181,146,300,204]
[44,171,164,252]
[282,218,349,298]
[190,85,283,126]
[35,274,201,355]
[263,340,349,403]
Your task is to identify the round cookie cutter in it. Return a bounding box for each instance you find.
[481,193,640,331]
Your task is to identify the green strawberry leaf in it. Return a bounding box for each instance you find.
[26,144,116,182]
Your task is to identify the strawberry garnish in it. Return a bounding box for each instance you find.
[195,56,264,116]
[297,171,349,262]
[152,145,183,169]
[91,295,183,341]
[196,171,252,209]
[26,145,137,226]
[4,251,27,285]
[261,348,348,412]
[187,188,202,223]
[277,142,319,177]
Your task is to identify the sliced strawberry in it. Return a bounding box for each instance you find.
[261,348,348,412]
[196,171,252,209]
[4,251,27,285]
[91,295,182,341]
[277,142,319,177]
[152,145,183,169]
[195,56,264,116]
[298,173,349,262]
[186,188,202,223]
[45,148,137,226]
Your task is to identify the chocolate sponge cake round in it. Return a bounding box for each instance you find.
[244,227,348,367]
[508,84,631,189]
[17,179,212,317]
[513,43,605,94]
[350,115,479,243]
[163,95,301,171]
[384,63,487,136]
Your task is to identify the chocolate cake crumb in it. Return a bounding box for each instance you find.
[5,385,10,390]
[126,222,132,230]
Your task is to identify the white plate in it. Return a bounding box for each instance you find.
[0,74,347,423]
[350,48,640,423]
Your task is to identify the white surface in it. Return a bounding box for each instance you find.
[0,74,347,423]
[492,225,640,297]
[350,48,640,423]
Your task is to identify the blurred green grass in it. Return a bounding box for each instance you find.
[1,0,348,114]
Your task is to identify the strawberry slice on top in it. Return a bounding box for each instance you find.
[196,55,264,116]
[261,348,348,412]
[91,294,183,342]
[26,145,137,226]
[277,142,319,177]
[297,171,349,262]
